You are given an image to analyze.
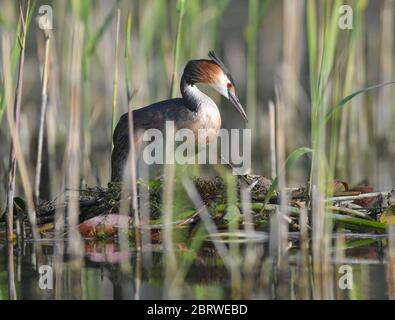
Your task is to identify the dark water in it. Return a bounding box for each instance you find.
[0,233,392,300]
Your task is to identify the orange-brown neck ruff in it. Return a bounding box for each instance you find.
[182,60,223,85]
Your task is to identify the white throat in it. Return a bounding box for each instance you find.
[181,79,218,113]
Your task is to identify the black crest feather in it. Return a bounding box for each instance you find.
[208,50,234,84]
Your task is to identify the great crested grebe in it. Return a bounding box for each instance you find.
[111,51,247,181]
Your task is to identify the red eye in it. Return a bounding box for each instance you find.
[227,83,232,89]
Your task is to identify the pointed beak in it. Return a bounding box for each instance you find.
[228,90,248,122]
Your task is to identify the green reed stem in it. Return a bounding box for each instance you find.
[170,0,187,98]
[35,33,51,201]
[125,10,133,102]
[111,9,121,149]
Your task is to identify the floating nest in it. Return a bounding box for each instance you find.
[193,174,275,202]
[2,175,392,239]
[33,175,277,227]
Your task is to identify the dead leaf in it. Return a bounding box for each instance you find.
[349,183,375,208]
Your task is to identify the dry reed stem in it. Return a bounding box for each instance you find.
[66,21,83,256]
[5,2,27,244]
[268,101,276,181]
[5,1,39,243]
[271,86,289,263]
[326,191,390,202]
[2,33,17,300]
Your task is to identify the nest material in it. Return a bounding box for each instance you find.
[193,175,276,202]
[34,175,276,226]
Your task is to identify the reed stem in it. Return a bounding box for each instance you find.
[35,33,51,201]
[111,9,121,149]
[170,0,187,98]
[5,0,33,243]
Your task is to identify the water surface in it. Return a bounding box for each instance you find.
[0,233,391,300]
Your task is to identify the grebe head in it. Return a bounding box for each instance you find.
[182,51,248,122]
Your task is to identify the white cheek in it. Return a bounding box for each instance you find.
[210,73,229,98]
